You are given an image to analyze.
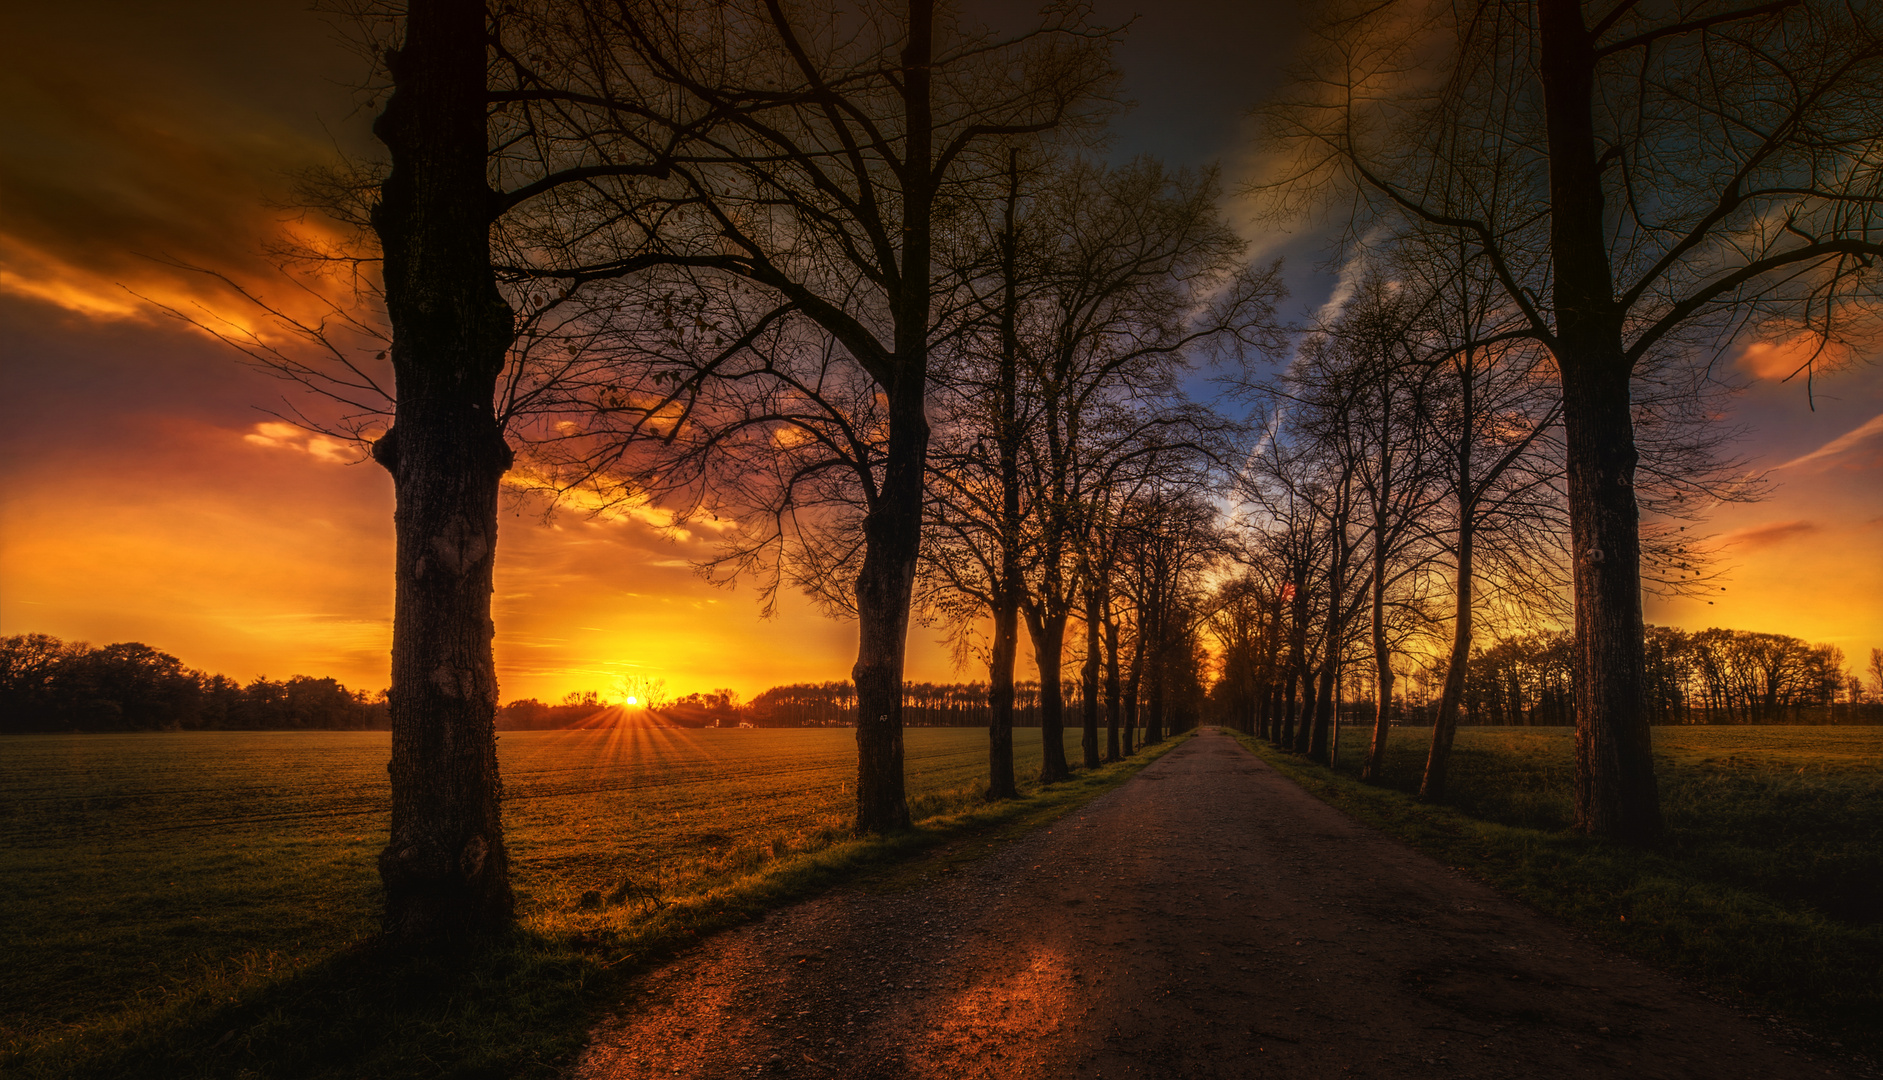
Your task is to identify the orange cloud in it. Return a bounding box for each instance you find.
[1736,333,1859,382]
[1721,520,1817,549]
[243,421,361,465]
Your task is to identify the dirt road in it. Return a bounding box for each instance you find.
[575,727,1848,1079]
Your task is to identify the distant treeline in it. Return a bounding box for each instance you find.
[0,634,388,733]
[13,622,1866,736]
[669,680,1102,728]
[495,689,747,729]
[1316,625,1879,727]
[512,680,1128,729]
[743,681,1097,727]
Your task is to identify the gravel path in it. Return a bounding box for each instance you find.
[574,727,1849,1079]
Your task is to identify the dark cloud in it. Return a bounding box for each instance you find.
[0,0,372,309]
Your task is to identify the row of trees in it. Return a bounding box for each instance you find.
[1643,629,1877,723]
[237,0,1882,937]
[267,0,1271,936]
[1217,0,1883,831]
[1261,627,1880,730]
[0,634,386,733]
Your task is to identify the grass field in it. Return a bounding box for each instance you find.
[1259,724,1883,1061]
[0,724,1132,1078]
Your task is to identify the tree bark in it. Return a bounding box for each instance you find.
[1308,653,1335,765]
[1279,659,1298,749]
[1419,363,1477,799]
[1363,570,1394,782]
[1560,357,1661,840]
[1419,516,1472,801]
[370,0,515,941]
[1362,476,1394,781]
[1103,615,1122,761]
[986,575,1019,800]
[851,381,926,832]
[849,0,938,834]
[1144,639,1166,746]
[1123,630,1143,756]
[1282,577,1309,750]
[1026,607,1072,782]
[1081,588,1102,768]
[1538,0,1662,843]
[1293,660,1315,755]
[984,147,1023,802]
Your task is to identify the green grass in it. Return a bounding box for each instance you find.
[1247,724,1883,1061]
[0,726,1187,1079]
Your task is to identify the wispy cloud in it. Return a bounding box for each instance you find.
[1771,412,1883,471]
[1721,520,1817,549]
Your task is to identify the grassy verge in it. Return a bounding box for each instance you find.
[10,732,1188,1080]
[1230,727,1882,1065]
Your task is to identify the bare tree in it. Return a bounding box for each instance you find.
[925,155,1281,781]
[1013,158,1282,778]
[367,0,518,940]
[923,151,1038,799]
[1387,236,1566,798]
[1117,487,1228,744]
[1263,0,1883,840]
[506,0,1119,831]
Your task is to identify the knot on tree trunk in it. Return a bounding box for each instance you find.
[460,834,489,879]
[371,426,401,477]
[380,838,452,884]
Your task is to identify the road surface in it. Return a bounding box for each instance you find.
[576,727,1848,1079]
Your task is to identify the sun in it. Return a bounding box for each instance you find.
[624,695,639,706]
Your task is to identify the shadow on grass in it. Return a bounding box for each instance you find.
[1237,729,1882,1069]
[19,734,1191,1080]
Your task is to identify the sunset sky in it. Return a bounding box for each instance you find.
[2,0,1878,704]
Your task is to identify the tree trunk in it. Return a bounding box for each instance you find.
[1294,660,1316,755]
[1308,655,1335,764]
[1283,582,1310,751]
[371,0,516,941]
[1420,517,1473,801]
[1081,589,1102,768]
[1363,522,1394,783]
[1123,633,1143,756]
[851,386,926,832]
[1560,357,1661,840]
[1538,0,1662,843]
[986,579,1019,800]
[1280,660,1298,749]
[1103,615,1122,761]
[984,146,1022,801]
[1026,608,1072,782]
[1144,642,1166,745]
[848,0,938,835]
